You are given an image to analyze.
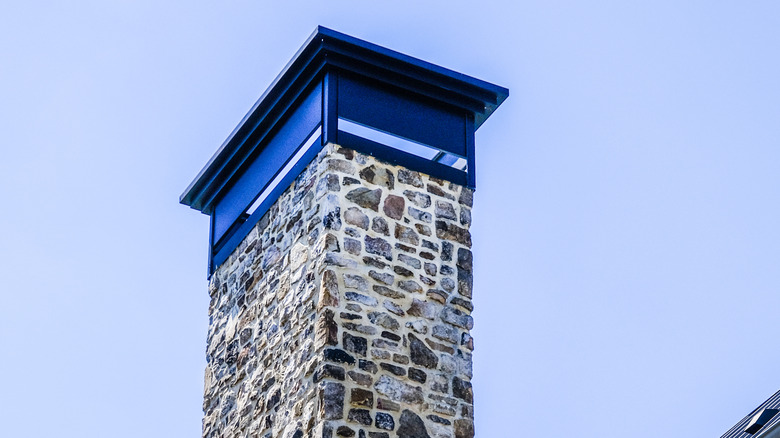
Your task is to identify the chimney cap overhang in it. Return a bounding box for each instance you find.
[180,26,508,213]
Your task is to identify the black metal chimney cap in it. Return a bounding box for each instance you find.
[180,26,508,214]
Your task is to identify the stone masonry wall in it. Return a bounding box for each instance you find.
[203,144,476,438]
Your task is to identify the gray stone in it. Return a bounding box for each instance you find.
[343,332,368,356]
[346,187,382,211]
[376,397,400,412]
[327,158,356,174]
[323,195,342,230]
[450,297,473,312]
[344,207,369,230]
[428,414,451,425]
[379,362,405,376]
[421,240,439,251]
[403,190,431,208]
[430,373,448,393]
[364,256,389,269]
[336,425,355,437]
[261,245,282,270]
[372,285,404,299]
[440,306,473,329]
[345,303,362,312]
[365,236,392,261]
[325,252,357,269]
[345,292,378,307]
[441,277,455,292]
[359,359,378,374]
[398,280,422,294]
[371,217,389,236]
[393,265,413,277]
[375,412,395,430]
[425,337,455,354]
[415,224,432,236]
[318,173,341,193]
[394,224,419,245]
[441,241,453,262]
[457,267,473,298]
[408,333,438,369]
[405,320,428,335]
[344,237,361,255]
[343,323,377,336]
[458,187,474,207]
[369,270,394,285]
[367,312,400,330]
[426,183,455,200]
[383,300,405,316]
[325,348,356,365]
[397,169,423,187]
[374,376,424,405]
[343,176,360,186]
[457,248,473,271]
[407,367,427,384]
[408,207,432,223]
[461,332,474,350]
[314,364,346,382]
[321,381,345,420]
[432,324,458,343]
[435,200,457,220]
[420,274,436,286]
[343,274,369,292]
[348,408,373,426]
[347,370,373,387]
[460,207,471,226]
[397,410,430,438]
[407,298,437,320]
[398,254,421,269]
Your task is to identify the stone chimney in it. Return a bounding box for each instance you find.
[181,27,508,438]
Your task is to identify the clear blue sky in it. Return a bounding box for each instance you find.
[1,1,779,436]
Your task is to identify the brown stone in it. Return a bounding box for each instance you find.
[319,270,340,309]
[435,220,471,246]
[359,165,394,189]
[383,195,405,220]
[350,388,374,408]
[452,377,473,403]
[454,419,474,438]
